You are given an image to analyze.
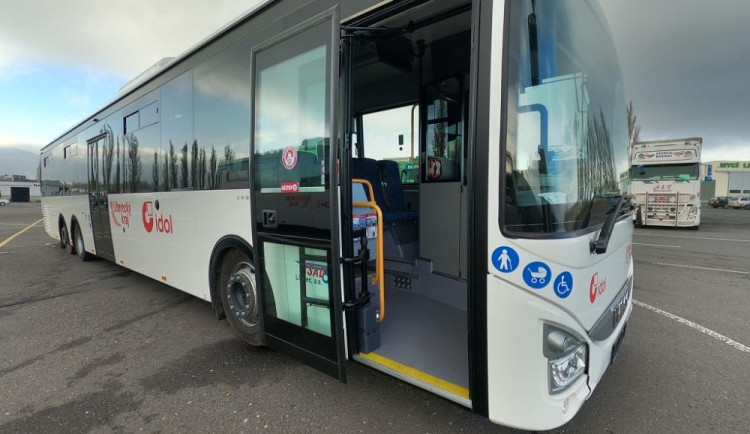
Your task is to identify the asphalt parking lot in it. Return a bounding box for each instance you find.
[1,203,748,433]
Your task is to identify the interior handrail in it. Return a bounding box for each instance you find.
[352,178,385,321]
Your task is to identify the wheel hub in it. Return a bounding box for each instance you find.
[226,265,258,327]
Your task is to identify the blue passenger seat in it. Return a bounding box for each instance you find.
[377,160,417,222]
[353,157,417,224]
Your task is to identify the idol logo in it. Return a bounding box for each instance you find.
[142,200,174,234]
[589,272,607,303]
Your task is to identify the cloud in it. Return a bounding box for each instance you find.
[0,0,263,78]
[599,0,750,162]
[0,134,47,153]
[702,142,750,162]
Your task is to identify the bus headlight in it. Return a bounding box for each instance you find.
[549,345,587,393]
[544,325,588,394]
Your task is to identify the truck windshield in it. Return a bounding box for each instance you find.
[502,0,628,235]
[630,163,699,181]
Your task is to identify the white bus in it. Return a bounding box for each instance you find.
[40,0,633,429]
[630,138,702,228]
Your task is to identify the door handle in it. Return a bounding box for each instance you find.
[262,210,278,229]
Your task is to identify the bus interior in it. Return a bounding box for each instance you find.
[345,0,472,404]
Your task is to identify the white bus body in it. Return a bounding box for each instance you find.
[40,1,632,430]
[630,138,702,228]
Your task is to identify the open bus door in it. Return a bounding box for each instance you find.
[250,7,346,381]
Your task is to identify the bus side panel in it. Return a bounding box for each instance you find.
[193,189,253,300]
[107,189,252,301]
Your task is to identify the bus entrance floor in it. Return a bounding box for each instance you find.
[355,285,469,404]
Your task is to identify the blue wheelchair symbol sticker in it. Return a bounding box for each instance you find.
[523,261,551,289]
[553,271,573,299]
[492,246,519,273]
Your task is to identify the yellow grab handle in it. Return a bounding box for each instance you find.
[352,178,385,321]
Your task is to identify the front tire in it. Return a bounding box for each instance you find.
[219,249,263,346]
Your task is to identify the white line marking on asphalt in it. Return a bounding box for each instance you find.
[633,300,750,354]
[652,262,750,275]
[633,242,681,248]
[633,233,750,243]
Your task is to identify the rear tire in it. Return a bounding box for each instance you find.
[219,249,263,346]
[72,224,92,261]
[59,223,69,249]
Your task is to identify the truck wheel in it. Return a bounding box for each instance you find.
[219,249,263,346]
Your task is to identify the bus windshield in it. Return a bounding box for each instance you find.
[630,163,700,181]
[503,0,628,235]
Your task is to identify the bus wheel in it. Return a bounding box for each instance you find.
[73,225,92,261]
[59,223,69,249]
[219,249,262,346]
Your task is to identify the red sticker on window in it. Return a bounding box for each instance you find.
[281,182,299,193]
[282,146,297,170]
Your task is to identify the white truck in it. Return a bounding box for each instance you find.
[630,138,702,228]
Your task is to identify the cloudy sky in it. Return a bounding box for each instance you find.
[1,0,749,163]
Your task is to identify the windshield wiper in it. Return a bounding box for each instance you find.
[590,195,631,254]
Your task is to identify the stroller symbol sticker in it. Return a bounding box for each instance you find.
[554,272,573,299]
[523,261,551,289]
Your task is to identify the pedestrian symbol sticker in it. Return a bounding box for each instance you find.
[492,246,519,273]
[554,271,573,299]
[523,261,551,289]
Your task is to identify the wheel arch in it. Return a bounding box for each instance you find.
[208,235,255,321]
[69,214,82,245]
[58,213,68,230]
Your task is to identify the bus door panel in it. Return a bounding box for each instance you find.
[86,134,115,261]
[250,6,346,381]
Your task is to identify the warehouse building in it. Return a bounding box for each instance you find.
[701,160,750,198]
[0,178,42,202]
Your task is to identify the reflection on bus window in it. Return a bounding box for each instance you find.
[254,24,330,194]
[503,0,628,235]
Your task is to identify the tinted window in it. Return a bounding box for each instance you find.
[194,46,252,190]
[161,71,195,190]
